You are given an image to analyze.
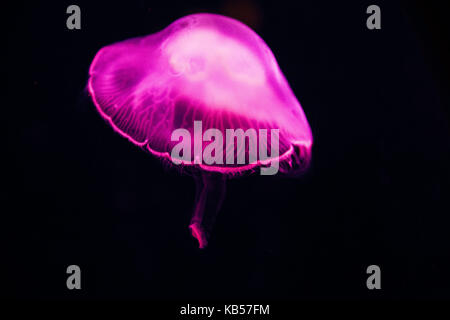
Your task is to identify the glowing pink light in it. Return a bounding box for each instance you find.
[88,13,313,248]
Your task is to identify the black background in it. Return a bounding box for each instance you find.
[5,0,450,301]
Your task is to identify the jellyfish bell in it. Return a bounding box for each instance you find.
[88,13,313,248]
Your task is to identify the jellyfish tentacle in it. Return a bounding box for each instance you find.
[189,173,226,248]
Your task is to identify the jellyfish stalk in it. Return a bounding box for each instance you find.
[189,172,227,248]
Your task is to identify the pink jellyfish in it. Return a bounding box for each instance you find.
[88,13,312,248]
